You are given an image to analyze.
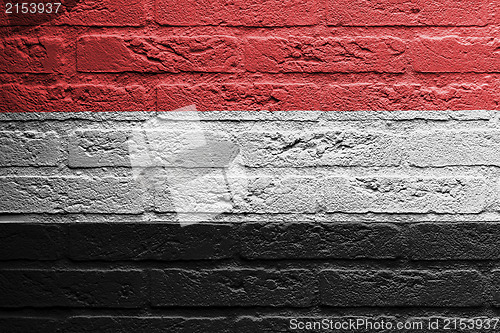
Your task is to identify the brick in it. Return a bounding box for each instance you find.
[239,130,403,167]
[56,0,146,26]
[77,36,241,73]
[68,129,131,167]
[69,129,239,168]
[151,269,316,307]
[324,83,495,111]
[0,318,60,333]
[0,38,65,73]
[0,0,145,27]
[409,223,500,260]
[153,175,492,214]
[235,176,318,213]
[69,223,235,261]
[0,131,63,166]
[424,83,497,110]
[320,177,491,214]
[407,130,500,167]
[240,223,402,259]
[153,175,319,213]
[490,270,500,307]
[320,270,486,307]
[245,37,406,73]
[0,177,145,214]
[0,84,151,112]
[0,224,65,260]
[156,0,319,26]
[63,317,231,333]
[65,177,144,213]
[152,171,240,213]
[0,176,67,213]
[157,83,321,111]
[328,0,489,26]
[411,37,500,73]
[0,270,145,308]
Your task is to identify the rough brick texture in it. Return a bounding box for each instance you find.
[328,0,489,26]
[320,270,486,307]
[0,38,65,73]
[409,223,500,260]
[0,131,63,166]
[0,269,146,308]
[77,36,241,73]
[1,111,500,332]
[0,224,65,260]
[151,269,316,307]
[1,1,499,111]
[411,37,500,73]
[408,130,500,167]
[0,176,146,213]
[244,37,406,73]
[69,223,235,261]
[240,130,404,166]
[155,0,320,26]
[321,177,490,214]
[157,84,321,111]
[1,0,500,327]
[0,84,152,112]
[325,83,497,111]
[240,222,402,259]
[0,318,60,333]
[56,0,146,26]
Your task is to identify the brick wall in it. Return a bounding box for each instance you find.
[1,110,500,331]
[1,0,500,112]
[2,0,500,331]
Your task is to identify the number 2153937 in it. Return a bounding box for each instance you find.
[5,3,62,14]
